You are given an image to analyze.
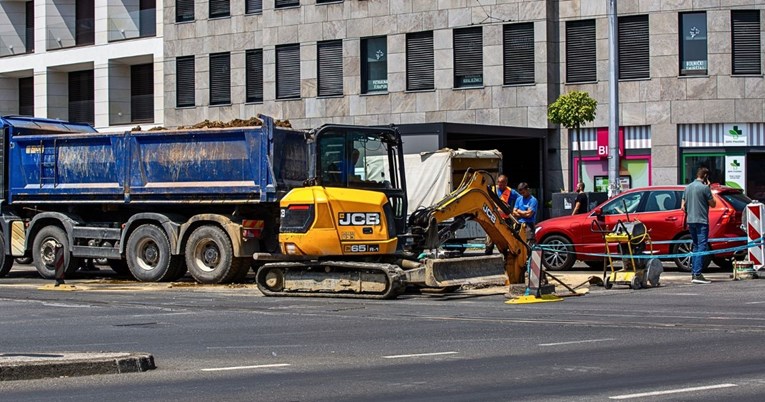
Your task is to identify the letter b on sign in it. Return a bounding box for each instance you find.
[598,145,608,157]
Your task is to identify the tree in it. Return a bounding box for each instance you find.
[547,91,598,189]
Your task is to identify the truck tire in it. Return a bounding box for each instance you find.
[15,257,33,265]
[0,236,14,277]
[32,226,81,279]
[126,224,182,282]
[185,225,244,284]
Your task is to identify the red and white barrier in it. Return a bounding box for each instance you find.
[747,201,765,270]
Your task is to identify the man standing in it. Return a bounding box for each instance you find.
[513,182,538,245]
[485,175,520,254]
[572,182,588,215]
[681,167,716,284]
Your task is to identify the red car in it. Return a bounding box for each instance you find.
[536,185,750,271]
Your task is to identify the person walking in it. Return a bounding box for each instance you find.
[681,167,716,284]
[485,174,520,255]
[513,182,538,246]
[571,182,588,215]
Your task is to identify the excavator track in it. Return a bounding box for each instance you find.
[255,261,407,299]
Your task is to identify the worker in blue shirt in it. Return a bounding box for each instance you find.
[513,182,538,245]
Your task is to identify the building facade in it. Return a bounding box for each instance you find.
[0,0,164,130]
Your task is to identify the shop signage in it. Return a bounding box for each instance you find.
[725,155,746,190]
[723,124,748,146]
[596,127,624,158]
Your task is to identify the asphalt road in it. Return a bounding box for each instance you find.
[2,264,765,401]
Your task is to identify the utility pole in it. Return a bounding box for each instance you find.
[608,0,620,197]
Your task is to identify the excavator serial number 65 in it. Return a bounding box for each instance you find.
[254,124,531,299]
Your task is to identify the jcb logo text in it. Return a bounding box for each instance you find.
[338,212,381,226]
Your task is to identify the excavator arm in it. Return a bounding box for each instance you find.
[408,169,531,284]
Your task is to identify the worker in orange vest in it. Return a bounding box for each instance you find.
[485,175,519,254]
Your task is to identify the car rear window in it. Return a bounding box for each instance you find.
[719,192,752,211]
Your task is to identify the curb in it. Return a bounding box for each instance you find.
[0,352,155,381]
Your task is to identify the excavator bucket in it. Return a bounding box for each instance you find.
[418,255,507,287]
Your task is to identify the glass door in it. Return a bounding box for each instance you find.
[682,152,724,184]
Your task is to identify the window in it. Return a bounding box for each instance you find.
[618,15,649,79]
[76,0,95,46]
[316,0,340,3]
[139,0,156,37]
[644,191,680,212]
[503,22,534,85]
[209,52,231,105]
[176,56,195,107]
[209,0,229,18]
[276,44,301,99]
[131,64,154,123]
[679,12,708,76]
[601,192,644,215]
[566,20,596,83]
[245,0,262,14]
[25,1,34,53]
[246,49,263,102]
[732,10,761,75]
[18,77,34,116]
[176,0,194,22]
[406,31,434,91]
[275,0,299,8]
[361,36,387,94]
[68,70,94,124]
[318,40,343,97]
[453,27,483,88]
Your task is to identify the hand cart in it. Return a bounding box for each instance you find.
[590,219,653,290]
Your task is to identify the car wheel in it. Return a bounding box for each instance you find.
[541,235,576,271]
[672,234,711,272]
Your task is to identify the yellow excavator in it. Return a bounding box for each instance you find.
[254,124,531,298]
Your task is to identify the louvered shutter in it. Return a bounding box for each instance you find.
[277,44,301,99]
[246,0,263,14]
[176,56,195,107]
[18,77,34,116]
[246,49,263,102]
[131,64,154,123]
[209,0,229,18]
[618,15,649,79]
[566,20,596,83]
[275,0,299,8]
[503,22,535,85]
[732,10,761,75]
[406,31,434,91]
[176,0,194,22]
[318,40,343,96]
[68,70,94,124]
[453,27,483,87]
[210,53,231,105]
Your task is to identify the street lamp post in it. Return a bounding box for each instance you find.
[608,0,621,197]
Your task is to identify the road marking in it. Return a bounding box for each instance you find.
[201,363,291,372]
[609,383,737,399]
[383,351,458,359]
[745,301,765,305]
[539,338,615,347]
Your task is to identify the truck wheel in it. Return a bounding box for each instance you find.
[32,226,80,279]
[126,224,182,282]
[185,225,243,284]
[15,257,33,265]
[540,235,576,271]
[0,236,14,277]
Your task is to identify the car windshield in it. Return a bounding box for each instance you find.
[720,192,752,211]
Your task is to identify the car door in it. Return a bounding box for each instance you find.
[630,190,684,254]
[577,191,646,257]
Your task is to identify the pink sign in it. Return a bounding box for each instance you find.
[596,127,624,158]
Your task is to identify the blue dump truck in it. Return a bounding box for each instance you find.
[0,115,307,283]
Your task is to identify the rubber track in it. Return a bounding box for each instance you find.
[256,261,407,299]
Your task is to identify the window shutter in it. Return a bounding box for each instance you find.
[18,77,34,116]
[131,64,154,123]
[277,44,301,99]
[245,0,263,14]
[68,70,94,124]
[210,53,231,105]
[503,22,535,85]
[566,20,596,83]
[275,0,299,8]
[318,40,343,97]
[406,31,434,91]
[453,27,483,87]
[176,0,194,22]
[732,10,761,75]
[246,49,263,102]
[176,56,195,107]
[209,0,229,18]
[618,15,649,79]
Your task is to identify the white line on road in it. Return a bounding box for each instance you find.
[539,338,615,347]
[609,383,738,399]
[745,301,765,305]
[201,363,291,372]
[383,351,458,359]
